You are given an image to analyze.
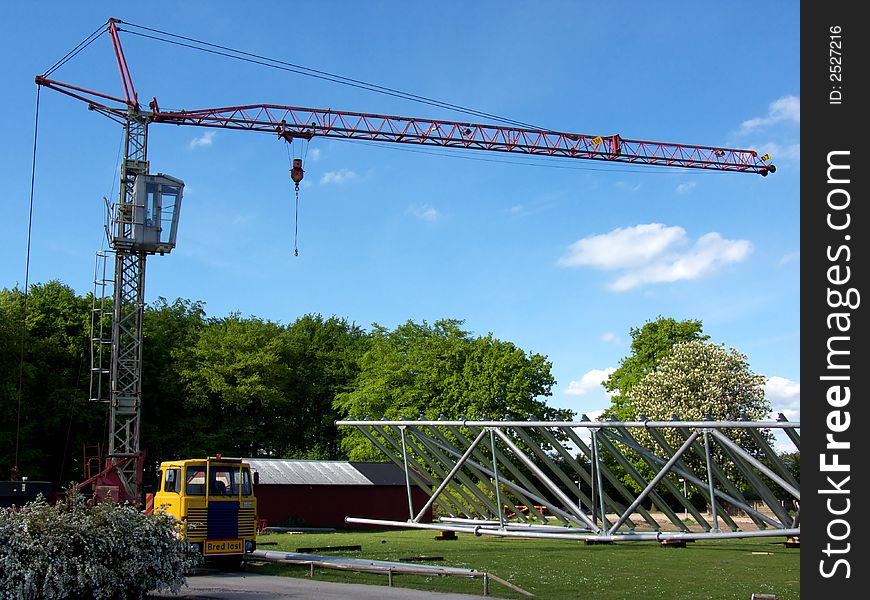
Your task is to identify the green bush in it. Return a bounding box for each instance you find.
[0,490,202,599]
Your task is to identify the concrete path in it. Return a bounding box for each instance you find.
[151,571,487,599]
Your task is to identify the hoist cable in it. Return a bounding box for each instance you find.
[43,21,109,77]
[14,86,42,477]
[294,185,300,258]
[285,143,300,256]
[116,20,549,132]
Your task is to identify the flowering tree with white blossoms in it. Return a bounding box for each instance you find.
[630,340,769,423]
[627,340,770,490]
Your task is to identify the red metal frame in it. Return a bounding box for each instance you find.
[108,18,138,108]
[32,76,774,175]
[33,19,775,175]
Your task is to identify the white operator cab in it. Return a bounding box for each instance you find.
[127,173,184,255]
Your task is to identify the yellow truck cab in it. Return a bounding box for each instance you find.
[154,456,257,566]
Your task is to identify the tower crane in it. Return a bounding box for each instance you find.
[34,18,775,504]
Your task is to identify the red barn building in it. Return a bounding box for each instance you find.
[246,459,433,529]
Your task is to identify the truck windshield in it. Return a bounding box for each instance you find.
[185,466,252,496]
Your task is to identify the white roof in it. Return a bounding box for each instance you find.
[245,459,411,486]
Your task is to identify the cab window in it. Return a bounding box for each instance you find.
[206,466,253,496]
[185,467,206,496]
[163,468,181,493]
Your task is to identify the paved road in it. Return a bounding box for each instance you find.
[151,571,487,599]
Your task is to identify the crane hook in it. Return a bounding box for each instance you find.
[290,158,304,256]
[290,158,304,191]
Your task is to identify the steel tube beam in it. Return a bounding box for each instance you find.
[591,430,607,529]
[372,424,476,517]
[703,431,721,532]
[344,517,800,542]
[608,430,700,534]
[337,419,799,429]
[535,426,597,515]
[511,427,602,526]
[440,425,530,523]
[746,426,799,489]
[413,428,488,523]
[454,425,555,523]
[596,429,686,530]
[420,430,589,528]
[410,427,500,517]
[490,429,505,529]
[709,429,801,500]
[399,427,414,521]
[609,426,707,530]
[355,425,459,517]
[493,429,598,529]
[669,426,744,530]
[561,427,656,527]
[428,425,528,523]
[611,428,781,530]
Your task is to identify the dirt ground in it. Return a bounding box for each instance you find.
[622,505,794,533]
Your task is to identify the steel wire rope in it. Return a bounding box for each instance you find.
[13,86,43,478]
[223,125,712,176]
[43,20,110,77]
[326,136,717,176]
[114,20,549,131]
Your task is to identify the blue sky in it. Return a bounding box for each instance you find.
[1,2,800,431]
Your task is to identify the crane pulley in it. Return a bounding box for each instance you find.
[33,18,775,504]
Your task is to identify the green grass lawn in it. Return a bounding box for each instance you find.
[246,529,799,599]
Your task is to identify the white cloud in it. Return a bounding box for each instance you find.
[188,131,216,149]
[307,147,322,161]
[408,204,441,222]
[559,224,752,291]
[676,182,696,194]
[584,408,606,421]
[765,376,800,452]
[558,223,752,292]
[600,332,620,344]
[565,367,616,396]
[615,181,642,192]
[765,375,800,421]
[609,232,752,291]
[766,375,800,399]
[558,223,686,270]
[739,95,800,134]
[320,169,357,185]
[779,251,800,266]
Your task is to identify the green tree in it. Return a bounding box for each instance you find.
[0,282,102,484]
[140,297,206,479]
[334,319,569,460]
[281,314,370,459]
[603,316,708,420]
[174,313,290,457]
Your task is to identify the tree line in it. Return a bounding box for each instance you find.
[1,281,568,488]
[2,281,794,498]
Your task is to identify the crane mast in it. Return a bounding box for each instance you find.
[104,108,149,502]
[35,19,775,503]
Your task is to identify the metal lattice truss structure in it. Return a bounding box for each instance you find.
[337,417,800,542]
[87,110,151,501]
